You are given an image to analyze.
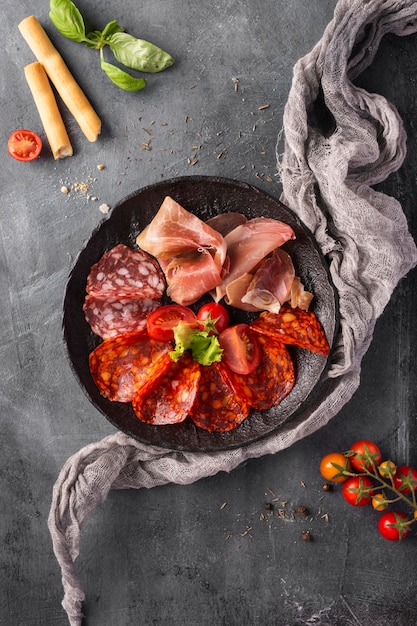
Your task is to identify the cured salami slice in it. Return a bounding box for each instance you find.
[86,244,165,299]
[250,307,330,356]
[89,331,171,402]
[83,294,160,339]
[189,362,250,432]
[230,335,295,411]
[132,353,201,425]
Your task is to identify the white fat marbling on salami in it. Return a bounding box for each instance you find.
[83,294,160,339]
[86,244,165,299]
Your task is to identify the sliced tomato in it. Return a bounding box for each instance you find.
[197,302,229,334]
[146,304,197,342]
[218,323,262,375]
[8,130,42,162]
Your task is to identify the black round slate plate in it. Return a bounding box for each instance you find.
[63,176,338,452]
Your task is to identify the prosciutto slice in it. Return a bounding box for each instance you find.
[136,196,227,305]
[240,248,295,312]
[215,217,295,301]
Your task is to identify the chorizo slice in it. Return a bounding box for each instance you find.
[86,243,165,299]
[250,306,330,356]
[83,294,160,339]
[189,362,250,432]
[89,331,171,402]
[132,353,201,425]
[230,335,295,411]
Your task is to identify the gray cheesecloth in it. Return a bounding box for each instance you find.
[47,1,417,623]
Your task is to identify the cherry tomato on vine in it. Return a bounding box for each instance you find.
[146,305,197,342]
[8,129,42,162]
[349,440,382,472]
[218,323,262,375]
[372,493,388,512]
[378,460,397,479]
[342,476,374,506]
[197,302,229,334]
[378,511,410,541]
[319,453,350,483]
[392,465,417,494]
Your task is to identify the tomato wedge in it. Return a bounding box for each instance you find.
[218,323,262,375]
[197,302,229,334]
[8,130,42,162]
[146,304,197,342]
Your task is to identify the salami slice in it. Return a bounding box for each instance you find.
[83,294,160,339]
[132,353,201,425]
[230,335,295,411]
[89,331,171,402]
[189,362,250,432]
[86,244,165,299]
[250,307,330,356]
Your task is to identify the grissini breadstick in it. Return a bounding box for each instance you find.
[24,62,73,159]
[18,15,101,142]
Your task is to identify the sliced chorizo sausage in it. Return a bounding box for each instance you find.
[132,353,201,425]
[230,335,295,411]
[89,331,171,402]
[250,306,330,356]
[189,362,250,432]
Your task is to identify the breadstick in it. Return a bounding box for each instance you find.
[24,62,73,159]
[18,15,101,142]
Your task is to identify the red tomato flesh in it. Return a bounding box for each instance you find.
[146,305,197,342]
[197,302,229,334]
[218,324,262,375]
[8,130,42,162]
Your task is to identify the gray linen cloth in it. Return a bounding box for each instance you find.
[48,1,417,623]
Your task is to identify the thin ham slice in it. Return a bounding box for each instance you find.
[240,248,295,313]
[136,196,227,305]
[215,217,295,301]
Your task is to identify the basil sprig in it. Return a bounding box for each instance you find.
[49,0,174,91]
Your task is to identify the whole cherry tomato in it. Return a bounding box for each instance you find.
[392,466,417,494]
[378,511,410,541]
[319,453,350,483]
[378,460,397,479]
[349,440,382,472]
[8,129,42,162]
[197,302,229,334]
[342,476,374,506]
[372,493,388,512]
[146,305,197,342]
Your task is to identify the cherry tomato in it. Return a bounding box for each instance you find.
[197,302,229,334]
[8,129,42,162]
[372,493,388,511]
[218,323,262,375]
[342,476,374,506]
[378,511,410,541]
[319,453,350,483]
[146,304,197,342]
[378,460,397,479]
[392,465,417,494]
[348,440,382,472]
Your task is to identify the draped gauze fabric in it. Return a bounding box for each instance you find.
[48,1,417,624]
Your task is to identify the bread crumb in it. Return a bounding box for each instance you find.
[61,186,69,194]
[97,164,105,170]
[99,203,110,214]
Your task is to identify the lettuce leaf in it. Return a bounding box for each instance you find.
[170,321,223,366]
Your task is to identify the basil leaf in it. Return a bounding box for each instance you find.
[49,0,86,42]
[100,56,147,91]
[85,31,103,49]
[108,32,174,73]
[101,19,124,40]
